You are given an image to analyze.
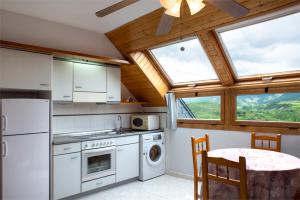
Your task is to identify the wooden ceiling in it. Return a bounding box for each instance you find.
[106,0,300,106]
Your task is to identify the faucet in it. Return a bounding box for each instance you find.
[117,115,122,132]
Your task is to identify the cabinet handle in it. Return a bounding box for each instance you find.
[75,86,82,89]
[2,141,8,158]
[70,156,78,160]
[108,96,114,99]
[40,83,49,86]
[1,115,7,131]
[117,149,123,152]
[63,147,72,151]
[63,95,71,98]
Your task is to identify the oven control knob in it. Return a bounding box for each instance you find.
[110,141,112,145]
[96,143,99,147]
[92,143,95,147]
[100,142,103,147]
[84,144,88,149]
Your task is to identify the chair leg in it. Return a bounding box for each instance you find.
[194,178,198,200]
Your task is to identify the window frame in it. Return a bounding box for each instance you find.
[215,5,300,81]
[148,37,220,87]
[231,86,300,129]
[176,91,225,126]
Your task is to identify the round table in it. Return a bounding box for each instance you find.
[204,148,300,200]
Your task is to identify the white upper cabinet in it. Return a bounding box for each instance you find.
[53,60,73,101]
[73,63,106,93]
[106,66,121,102]
[0,48,52,90]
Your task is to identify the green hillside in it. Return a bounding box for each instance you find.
[180,92,300,122]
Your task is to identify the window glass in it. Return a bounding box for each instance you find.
[236,92,300,122]
[219,12,300,77]
[150,38,218,84]
[178,96,221,120]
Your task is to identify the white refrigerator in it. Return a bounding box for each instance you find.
[1,99,50,200]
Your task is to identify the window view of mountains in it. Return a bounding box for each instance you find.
[237,92,300,122]
[178,96,221,120]
[178,92,300,123]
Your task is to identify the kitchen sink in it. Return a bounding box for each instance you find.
[66,129,138,140]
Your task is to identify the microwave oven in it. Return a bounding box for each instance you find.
[131,115,160,130]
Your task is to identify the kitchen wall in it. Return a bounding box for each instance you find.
[0,10,122,58]
[166,128,300,179]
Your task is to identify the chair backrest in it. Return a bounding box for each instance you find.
[201,151,248,200]
[191,134,210,177]
[191,134,210,200]
[251,132,281,152]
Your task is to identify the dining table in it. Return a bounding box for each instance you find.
[202,148,300,200]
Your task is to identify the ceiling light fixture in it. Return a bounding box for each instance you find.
[160,0,205,18]
[164,0,182,17]
[186,0,205,15]
[160,0,178,9]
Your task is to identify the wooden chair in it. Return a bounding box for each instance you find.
[201,150,248,200]
[191,134,210,200]
[251,132,281,152]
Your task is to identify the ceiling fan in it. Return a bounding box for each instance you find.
[95,0,249,35]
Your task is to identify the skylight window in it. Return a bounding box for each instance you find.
[218,11,300,78]
[150,38,218,85]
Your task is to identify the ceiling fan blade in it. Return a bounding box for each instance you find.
[205,0,249,18]
[156,14,175,36]
[95,0,140,17]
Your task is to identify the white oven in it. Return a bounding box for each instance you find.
[81,139,116,182]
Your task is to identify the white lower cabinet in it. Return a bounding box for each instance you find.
[116,136,139,182]
[53,152,81,200]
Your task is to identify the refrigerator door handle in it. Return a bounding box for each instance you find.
[2,141,8,158]
[1,115,8,131]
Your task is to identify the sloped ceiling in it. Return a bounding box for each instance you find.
[106,0,300,106]
[0,0,161,33]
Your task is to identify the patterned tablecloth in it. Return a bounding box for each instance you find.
[203,148,300,200]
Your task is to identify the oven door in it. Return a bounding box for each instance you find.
[82,146,116,182]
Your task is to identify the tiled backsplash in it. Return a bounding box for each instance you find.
[53,114,133,134]
[52,103,167,135]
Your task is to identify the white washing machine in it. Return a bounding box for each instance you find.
[139,132,166,181]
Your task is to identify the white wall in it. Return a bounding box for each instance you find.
[166,128,300,178]
[0,10,122,58]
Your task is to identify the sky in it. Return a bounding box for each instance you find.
[151,38,218,84]
[220,11,300,77]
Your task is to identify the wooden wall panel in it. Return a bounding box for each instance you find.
[121,64,167,106]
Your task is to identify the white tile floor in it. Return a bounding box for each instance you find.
[77,175,194,200]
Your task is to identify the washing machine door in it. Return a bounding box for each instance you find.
[146,142,163,166]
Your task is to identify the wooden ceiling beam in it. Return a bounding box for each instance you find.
[129,51,170,100]
[198,31,234,86]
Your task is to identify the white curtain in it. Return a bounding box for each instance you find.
[165,93,177,130]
